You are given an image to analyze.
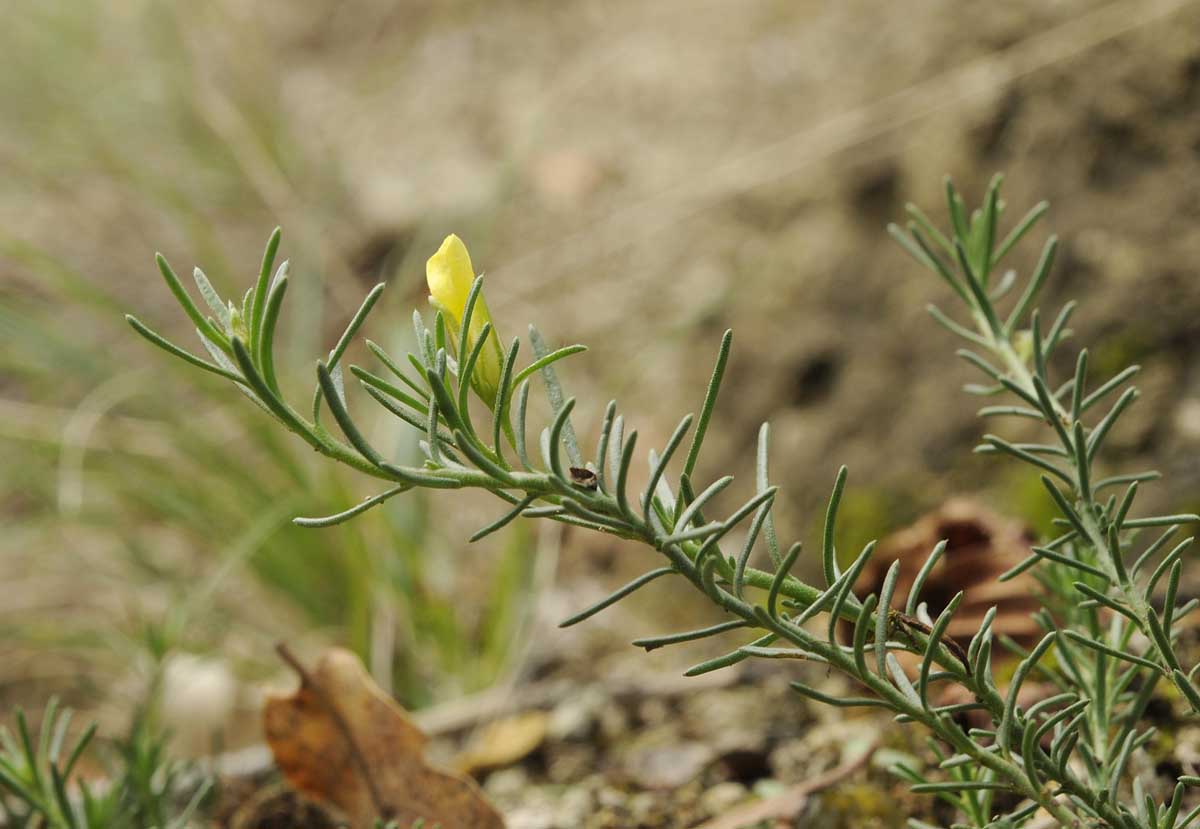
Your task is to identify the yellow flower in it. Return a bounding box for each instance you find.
[426,234,505,408]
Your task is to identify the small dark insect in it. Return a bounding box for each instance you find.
[890,609,933,637]
[890,610,969,668]
[569,466,598,490]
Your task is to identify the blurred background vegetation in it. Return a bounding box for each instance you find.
[3,0,1200,751]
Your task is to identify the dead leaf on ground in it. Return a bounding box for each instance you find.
[855,498,1042,661]
[263,646,505,829]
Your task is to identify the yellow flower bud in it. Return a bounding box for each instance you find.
[1012,329,1034,367]
[227,301,249,342]
[426,234,505,408]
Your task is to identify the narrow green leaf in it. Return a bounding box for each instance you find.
[633,620,747,652]
[1073,582,1138,621]
[982,435,1072,484]
[616,429,639,521]
[1029,546,1108,580]
[528,326,583,467]
[1087,387,1139,462]
[906,540,948,615]
[1004,235,1058,334]
[366,340,429,401]
[456,276,484,362]
[908,224,970,303]
[979,173,1001,281]
[683,329,732,479]
[791,681,890,709]
[1062,630,1162,673]
[790,555,861,628]
[927,304,990,347]
[514,379,532,471]
[511,344,588,389]
[905,203,954,254]
[997,552,1040,582]
[154,252,228,348]
[1070,349,1088,423]
[956,348,1004,382]
[1097,470,1160,494]
[886,653,921,707]
[593,400,617,494]
[491,336,521,455]
[944,176,969,242]
[294,485,411,527]
[558,566,675,628]
[998,631,1055,753]
[954,240,1002,336]
[1072,421,1091,501]
[1043,299,1076,355]
[471,494,539,543]
[126,315,245,384]
[456,321,494,440]
[1173,670,1200,713]
[978,404,1044,419]
[1041,476,1089,538]
[853,593,879,677]
[756,423,782,567]
[318,360,386,467]
[989,268,1017,301]
[684,632,776,677]
[968,606,997,669]
[827,540,875,642]
[876,560,902,677]
[1164,782,1185,829]
[1163,560,1183,636]
[1124,513,1200,529]
[994,200,1048,264]
[674,476,734,535]
[328,284,385,371]
[1080,365,1140,413]
[192,266,230,331]
[767,542,803,619]
[822,466,848,588]
[919,591,965,704]
[733,491,775,600]
[258,269,289,392]
[361,385,453,444]
[1030,375,1073,448]
[352,365,430,416]
[642,414,693,519]
[910,782,1009,794]
[249,227,282,355]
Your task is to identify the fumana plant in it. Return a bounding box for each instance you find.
[126,176,1200,828]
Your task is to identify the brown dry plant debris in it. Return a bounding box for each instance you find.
[855,499,1042,658]
[263,645,505,829]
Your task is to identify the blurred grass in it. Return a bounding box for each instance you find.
[2,219,541,714]
[0,0,540,720]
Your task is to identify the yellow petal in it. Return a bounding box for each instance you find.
[425,234,504,408]
[426,233,476,324]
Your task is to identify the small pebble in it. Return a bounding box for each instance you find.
[484,767,529,799]
[701,781,748,815]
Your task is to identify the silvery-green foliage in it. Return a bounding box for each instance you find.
[128,177,1200,828]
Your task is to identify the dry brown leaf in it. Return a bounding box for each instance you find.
[856,498,1042,660]
[263,646,505,829]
